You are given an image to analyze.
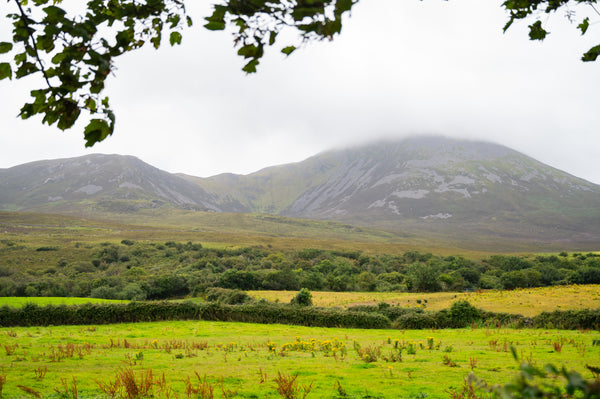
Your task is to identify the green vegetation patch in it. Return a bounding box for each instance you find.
[0,297,126,308]
[0,321,598,398]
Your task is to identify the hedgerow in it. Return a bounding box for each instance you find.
[350,301,600,330]
[1,292,599,330]
[0,301,391,329]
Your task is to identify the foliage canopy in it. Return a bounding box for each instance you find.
[1,0,598,146]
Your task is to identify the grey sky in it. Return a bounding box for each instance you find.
[1,0,599,184]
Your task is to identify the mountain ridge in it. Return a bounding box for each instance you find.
[2,136,599,249]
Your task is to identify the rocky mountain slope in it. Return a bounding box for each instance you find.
[0,154,235,213]
[2,137,599,246]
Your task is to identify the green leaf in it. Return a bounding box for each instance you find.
[56,98,81,130]
[43,5,67,23]
[0,42,13,54]
[281,46,296,56]
[269,31,277,46]
[169,31,182,46]
[578,17,589,35]
[528,20,547,41]
[0,63,12,80]
[85,98,97,113]
[582,45,600,62]
[204,5,226,31]
[292,7,320,21]
[14,52,27,65]
[242,59,259,73]
[84,119,112,147]
[204,21,225,31]
[335,0,354,16]
[237,44,260,59]
[51,52,67,64]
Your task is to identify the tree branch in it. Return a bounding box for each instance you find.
[12,0,54,89]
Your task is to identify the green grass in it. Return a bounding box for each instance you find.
[0,297,127,308]
[0,320,599,398]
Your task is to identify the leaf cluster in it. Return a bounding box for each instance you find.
[204,0,357,73]
[502,0,600,61]
[1,0,191,146]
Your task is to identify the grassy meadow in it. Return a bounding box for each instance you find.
[249,284,600,317]
[0,297,126,308]
[1,320,599,398]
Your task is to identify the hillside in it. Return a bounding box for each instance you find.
[191,137,600,246]
[0,154,236,213]
[2,136,599,250]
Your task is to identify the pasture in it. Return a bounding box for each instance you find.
[1,320,599,398]
[0,297,126,308]
[249,284,600,317]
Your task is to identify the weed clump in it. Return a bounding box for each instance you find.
[273,371,312,399]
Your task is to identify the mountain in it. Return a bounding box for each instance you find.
[2,137,599,249]
[0,154,235,213]
[186,136,600,245]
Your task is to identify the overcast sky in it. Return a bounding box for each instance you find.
[1,0,599,184]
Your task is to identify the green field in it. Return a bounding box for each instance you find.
[249,284,600,316]
[0,297,126,308]
[0,321,599,398]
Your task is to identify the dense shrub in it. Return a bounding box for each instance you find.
[532,308,600,330]
[393,311,438,329]
[290,288,313,306]
[204,287,252,304]
[2,240,599,300]
[348,303,423,321]
[446,300,482,327]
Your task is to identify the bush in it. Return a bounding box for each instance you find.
[446,300,482,327]
[204,287,252,305]
[347,304,422,321]
[532,308,600,330]
[290,288,313,306]
[393,311,437,329]
[36,246,58,251]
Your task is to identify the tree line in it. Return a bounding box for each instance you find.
[0,239,599,300]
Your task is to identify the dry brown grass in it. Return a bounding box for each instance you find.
[249,284,600,316]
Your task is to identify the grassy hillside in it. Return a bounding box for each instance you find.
[1,210,497,256]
